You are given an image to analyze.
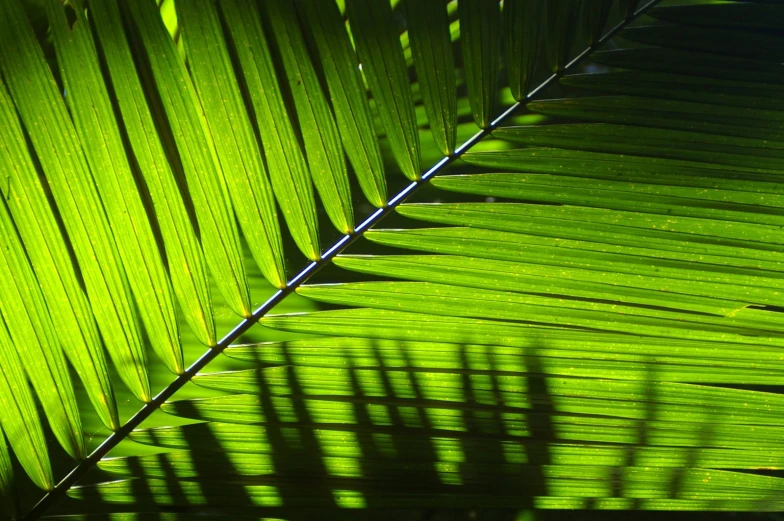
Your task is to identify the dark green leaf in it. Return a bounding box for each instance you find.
[493,124,784,172]
[562,71,784,111]
[458,0,500,127]
[404,0,457,154]
[591,47,784,85]
[650,3,784,31]
[544,0,581,72]
[504,0,544,100]
[618,0,639,20]
[621,24,784,63]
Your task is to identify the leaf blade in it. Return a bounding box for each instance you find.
[124,0,251,317]
[404,0,457,154]
[86,0,216,346]
[299,0,387,208]
[458,0,500,128]
[263,0,354,234]
[46,0,183,373]
[176,0,288,288]
[219,0,320,260]
[346,0,421,180]
[0,0,151,402]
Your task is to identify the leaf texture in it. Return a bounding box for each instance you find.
[0,197,83,460]
[346,0,421,179]
[458,0,500,127]
[0,76,118,429]
[504,0,543,101]
[86,0,216,346]
[5,0,784,516]
[46,0,183,374]
[0,0,151,403]
[404,0,457,154]
[124,0,251,317]
[176,0,287,288]
[300,0,387,207]
[264,0,354,234]
[0,317,52,491]
[219,0,320,261]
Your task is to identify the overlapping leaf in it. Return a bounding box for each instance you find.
[46,0,183,374]
[0,0,151,405]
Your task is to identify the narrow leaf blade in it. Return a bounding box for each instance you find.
[46,0,183,373]
[86,0,216,346]
[346,0,421,180]
[0,0,151,402]
[458,0,500,128]
[220,0,320,260]
[299,0,387,207]
[176,0,288,288]
[404,0,457,154]
[263,0,354,234]
[124,0,251,317]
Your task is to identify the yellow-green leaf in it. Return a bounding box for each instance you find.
[404,0,457,154]
[0,0,150,402]
[124,0,250,317]
[46,0,183,374]
[300,0,387,207]
[86,0,215,346]
[219,0,320,261]
[176,0,287,288]
[0,319,52,491]
[264,0,354,234]
[0,76,118,429]
[346,0,421,179]
[0,200,84,459]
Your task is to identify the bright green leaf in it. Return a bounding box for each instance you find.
[219,0,320,261]
[123,0,251,317]
[0,0,150,402]
[176,0,287,288]
[458,0,500,127]
[300,0,387,208]
[86,0,216,346]
[46,0,183,374]
[263,0,354,234]
[403,0,457,154]
[346,0,421,179]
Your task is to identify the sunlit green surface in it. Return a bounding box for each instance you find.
[1,0,784,518]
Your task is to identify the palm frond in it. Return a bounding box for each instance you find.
[0,0,782,519]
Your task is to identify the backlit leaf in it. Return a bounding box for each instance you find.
[176,0,287,288]
[264,0,354,234]
[346,0,421,179]
[299,0,387,207]
[404,0,457,154]
[0,0,150,402]
[458,0,500,127]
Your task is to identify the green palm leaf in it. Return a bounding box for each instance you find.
[2,0,784,519]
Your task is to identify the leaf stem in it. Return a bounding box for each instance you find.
[22,1,660,518]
